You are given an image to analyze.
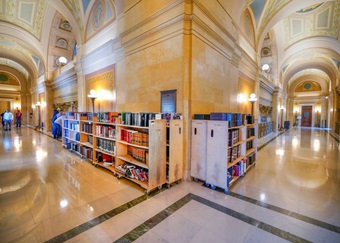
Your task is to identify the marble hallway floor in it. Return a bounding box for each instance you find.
[0,127,339,243]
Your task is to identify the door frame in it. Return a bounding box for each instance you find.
[298,104,316,127]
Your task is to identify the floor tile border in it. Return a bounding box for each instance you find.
[45,188,166,243]
[115,193,311,243]
[229,191,340,234]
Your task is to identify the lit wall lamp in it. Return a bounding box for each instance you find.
[261,64,270,73]
[56,56,67,67]
[248,93,257,115]
[237,93,246,103]
[87,89,97,114]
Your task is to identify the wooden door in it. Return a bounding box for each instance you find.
[301,106,312,127]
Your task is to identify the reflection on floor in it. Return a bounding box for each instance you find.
[0,127,339,242]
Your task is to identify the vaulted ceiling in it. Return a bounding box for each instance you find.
[0,0,339,97]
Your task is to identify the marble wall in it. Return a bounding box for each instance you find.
[51,0,259,179]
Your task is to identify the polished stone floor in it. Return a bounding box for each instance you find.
[0,127,339,242]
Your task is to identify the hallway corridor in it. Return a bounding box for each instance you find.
[0,127,339,242]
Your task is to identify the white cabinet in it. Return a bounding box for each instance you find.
[167,120,183,186]
[206,121,228,190]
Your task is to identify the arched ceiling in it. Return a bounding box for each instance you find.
[0,0,339,98]
[242,0,340,94]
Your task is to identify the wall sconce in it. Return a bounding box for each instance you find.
[56,56,67,67]
[248,93,257,115]
[237,93,246,103]
[261,64,270,73]
[87,89,97,113]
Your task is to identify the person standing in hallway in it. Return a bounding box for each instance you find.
[3,109,13,131]
[0,111,4,128]
[15,109,22,127]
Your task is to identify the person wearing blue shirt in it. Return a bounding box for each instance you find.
[3,110,14,131]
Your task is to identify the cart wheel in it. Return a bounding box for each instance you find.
[145,190,150,194]
[205,182,210,187]
[158,185,162,190]
[210,185,216,190]
[224,189,230,195]
[193,178,199,182]
[176,180,181,184]
[167,184,171,189]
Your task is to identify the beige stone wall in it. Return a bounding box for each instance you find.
[116,35,184,113]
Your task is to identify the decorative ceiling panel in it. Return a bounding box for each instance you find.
[0,72,20,86]
[63,0,84,34]
[295,81,322,92]
[0,0,46,39]
[284,2,338,49]
[18,2,35,25]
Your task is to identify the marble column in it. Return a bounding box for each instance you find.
[44,81,54,132]
[74,60,85,112]
[272,90,279,132]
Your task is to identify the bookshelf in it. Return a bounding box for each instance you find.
[206,121,247,194]
[258,121,272,138]
[166,119,183,187]
[115,119,166,193]
[92,112,120,175]
[246,123,258,170]
[62,112,181,193]
[62,112,81,157]
[79,113,94,160]
[191,113,258,194]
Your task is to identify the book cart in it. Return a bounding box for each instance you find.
[166,119,183,187]
[190,120,208,182]
[92,112,120,175]
[115,119,167,193]
[206,120,247,194]
[62,111,180,194]
[190,113,258,194]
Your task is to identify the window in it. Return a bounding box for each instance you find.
[161,90,176,113]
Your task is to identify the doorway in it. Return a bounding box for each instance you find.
[301,106,312,127]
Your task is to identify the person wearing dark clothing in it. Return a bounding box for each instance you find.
[0,111,4,128]
[52,110,63,139]
[52,110,59,138]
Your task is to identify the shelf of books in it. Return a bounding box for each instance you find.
[245,123,258,171]
[115,118,166,193]
[191,112,258,194]
[79,112,94,160]
[205,120,247,194]
[166,119,183,187]
[62,112,81,157]
[92,112,120,174]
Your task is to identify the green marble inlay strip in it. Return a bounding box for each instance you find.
[115,193,311,243]
[46,188,166,243]
[229,191,340,234]
[115,194,191,242]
